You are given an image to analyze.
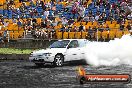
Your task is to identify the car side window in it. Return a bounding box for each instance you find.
[68,40,79,48]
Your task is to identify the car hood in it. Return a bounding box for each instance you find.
[32,48,67,55]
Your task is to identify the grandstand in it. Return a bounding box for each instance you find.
[0,0,131,42]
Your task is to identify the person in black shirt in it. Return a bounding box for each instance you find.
[126,22,131,31]
[79,23,85,32]
[88,26,94,40]
[120,22,124,31]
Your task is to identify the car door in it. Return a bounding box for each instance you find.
[65,40,81,61]
[78,40,86,60]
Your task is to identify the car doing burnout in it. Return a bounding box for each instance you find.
[29,39,88,67]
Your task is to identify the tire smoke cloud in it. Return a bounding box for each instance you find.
[84,35,132,66]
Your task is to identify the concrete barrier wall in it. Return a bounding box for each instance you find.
[0,54,30,60]
[0,40,59,60]
[0,39,57,49]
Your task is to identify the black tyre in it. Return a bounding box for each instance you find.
[80,77,86,84]
[54,54,64,67]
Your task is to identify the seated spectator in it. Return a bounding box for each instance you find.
[52,20,58,27]
[98,16,104,24]
[68,18,74,25]
[95,12,100,21]
[19,0,24,3]
[79,23,85,32]
[73,26,78,32]
[0,37,4,43]
[0,22,3,30]
[88,26,94,39]
[126,22,132,31]
[3,21,9,31]
[3,30,8,40]
[105,24,110,31]
[62,17,68,25]
[32,18,37,24]
[120,22,125,31]
[44,8,49,18]
[89,15,95,22]
[17,19,22,27]
[127,13,132,20]
[83,15,89,22]
[102,12,107,22]
[60,25,66,32]
[78,5,85,18]
[41,19,47,28]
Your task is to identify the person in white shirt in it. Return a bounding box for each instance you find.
[4,21,9,28]
[95,13,100,21]
[44,9,49,18]
[62,17,68,25]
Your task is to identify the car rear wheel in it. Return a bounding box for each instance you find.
[54,54,64,67]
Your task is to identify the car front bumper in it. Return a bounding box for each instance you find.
[29,56,54,63]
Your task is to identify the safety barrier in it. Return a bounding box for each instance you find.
[0,28,131,42]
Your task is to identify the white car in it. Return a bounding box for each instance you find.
[29,39,88,67]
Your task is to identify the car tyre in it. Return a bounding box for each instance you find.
[79,76,86,84]
[54,54,64,67]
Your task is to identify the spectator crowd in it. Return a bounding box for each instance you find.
[0,0,131,41]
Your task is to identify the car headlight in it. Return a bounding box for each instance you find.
[30,52,33,56]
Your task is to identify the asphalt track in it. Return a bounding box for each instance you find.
[0,60,132,88]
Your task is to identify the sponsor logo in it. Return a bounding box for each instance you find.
[77,66,131,84]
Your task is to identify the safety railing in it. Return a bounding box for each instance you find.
[0,28,131,42]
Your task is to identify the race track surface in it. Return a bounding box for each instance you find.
[0,60,132,88]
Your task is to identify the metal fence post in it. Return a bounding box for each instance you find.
[50,31,52,39]
[24,31,25,39]
[8,31,9,42]
[97,29,98,42]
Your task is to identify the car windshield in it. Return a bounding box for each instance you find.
[49,40,70,48]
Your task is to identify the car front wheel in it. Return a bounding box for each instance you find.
[54,54,64,67]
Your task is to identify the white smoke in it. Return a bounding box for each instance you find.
[84,34,132,66]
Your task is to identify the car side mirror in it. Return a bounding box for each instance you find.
[67,45,71,49]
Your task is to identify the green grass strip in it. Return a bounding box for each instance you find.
[0,48,35,54]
